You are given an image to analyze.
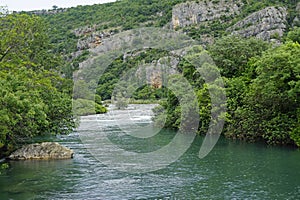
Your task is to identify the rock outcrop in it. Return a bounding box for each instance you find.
[9,142,74,160]
[228,6,287,41]
[74,26,116,50]
[172,0,243,29]
[135,56,180,88]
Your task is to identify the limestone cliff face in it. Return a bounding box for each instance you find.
[135,56,180,89]
[228,6,287,41]
[172,0,243,29]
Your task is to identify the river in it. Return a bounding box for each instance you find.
[0,104,300,199]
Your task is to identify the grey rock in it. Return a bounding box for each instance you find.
[9,142,74,160]
[76,30,115,50]
[228,6,287,41]
[172,0,243,29]
[135,56,180,88]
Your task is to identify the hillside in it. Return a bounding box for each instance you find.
[18,0,296,77]
[39,1,298,52]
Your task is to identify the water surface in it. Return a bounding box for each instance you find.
[1,104,299,199]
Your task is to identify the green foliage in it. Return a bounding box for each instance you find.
[157,31,300,147]
[0,14,62,70]
[96,49,171,101]
[0,163,9,175]
[0,163,8,170]
[0,65,75,155]
[228,41,300,145]
[114,93,129,110]
[290,109,300,146]
[208,36,270,78]
[286,27,300,43]
[153,47,218,133]
[73,98,107,116]
[0,13,76,157]
[41,0,190,55]
[72,78,108,115]
[64,50,90,78]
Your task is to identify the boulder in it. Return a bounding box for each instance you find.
[9,142,74,160]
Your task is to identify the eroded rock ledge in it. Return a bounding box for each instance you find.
[9,142,74,160]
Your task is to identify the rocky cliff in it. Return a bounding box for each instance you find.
[135,56,180,89]
[228,6,287,41]
[74,26,116,50]
[171,1,295,42]
[172,0,243,29]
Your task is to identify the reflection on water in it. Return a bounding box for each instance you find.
[0,104,300,199]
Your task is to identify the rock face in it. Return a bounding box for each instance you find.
[172,0,243,29]
[135,56,180,88]
[74,26,116,50]
[228,6,287,41]
[9,142,74,160]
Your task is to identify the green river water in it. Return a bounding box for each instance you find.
[0,104,299,199]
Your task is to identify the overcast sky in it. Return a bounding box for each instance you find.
[1,0,117,12]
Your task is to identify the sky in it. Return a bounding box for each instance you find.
[1,0,117,12]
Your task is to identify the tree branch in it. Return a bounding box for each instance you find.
[0,46,12,62]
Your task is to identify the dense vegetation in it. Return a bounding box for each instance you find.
[0,12,76,157]
[154,30,300,146]
[73,80,107,116]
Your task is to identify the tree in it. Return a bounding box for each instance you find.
[114,92,128,110]
[228,42,300,145]
[0,14,62,70]
[286,27,300,43]
[0,13,76,157]
[208,36,270,78]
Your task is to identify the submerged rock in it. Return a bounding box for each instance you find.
[9,142,74,160]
